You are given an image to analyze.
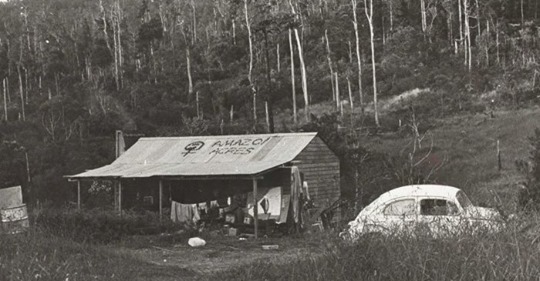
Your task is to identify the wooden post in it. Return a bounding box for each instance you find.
[115,130,123,158]
[114,182,118,210]
[497,140,502,171]
[252,178,258,239]
[77,180,81,211]
[118,180,122,215]
[159,179,163,220]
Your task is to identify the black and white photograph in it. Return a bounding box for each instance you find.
[1,0,540,280]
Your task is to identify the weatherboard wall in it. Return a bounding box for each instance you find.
[294,137,341,220]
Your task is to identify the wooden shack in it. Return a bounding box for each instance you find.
[67,133,340,236]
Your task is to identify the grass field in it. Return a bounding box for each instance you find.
[2,107,540,280]
[212,219,540,281]
[0,226,325,281]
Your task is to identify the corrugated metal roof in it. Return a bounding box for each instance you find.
[67,133,318,179]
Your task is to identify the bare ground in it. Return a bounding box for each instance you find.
[112,234,324,280]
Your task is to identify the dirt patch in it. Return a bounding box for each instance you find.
[120,235,323,280]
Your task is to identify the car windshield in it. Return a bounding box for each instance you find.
[456,191,473,209]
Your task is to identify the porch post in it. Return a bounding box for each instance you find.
[77,180,81,210]
[118,180,122,215]
[252,178,258,239]
[159,179,163,220]
[114,182,118,210]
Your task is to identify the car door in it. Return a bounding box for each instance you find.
[365,198,417,235]
[417,197,463,237]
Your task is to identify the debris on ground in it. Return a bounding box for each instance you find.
[188,237,206,247]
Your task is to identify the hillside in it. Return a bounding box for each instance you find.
[0,0,539,207]
[356,106,540,210]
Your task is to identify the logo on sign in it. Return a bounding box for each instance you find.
[183,141,204,157]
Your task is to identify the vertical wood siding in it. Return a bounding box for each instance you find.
[294,137,341,221]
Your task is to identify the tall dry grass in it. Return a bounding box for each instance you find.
[0,208,190,281]
[5,208,540,281]
[0,228,150,281]
[211,214,540,281]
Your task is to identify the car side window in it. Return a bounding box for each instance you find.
[383,199,416,216]
[420,199,459,216]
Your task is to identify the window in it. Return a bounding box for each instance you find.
[420,199,459,216]
[383,199,416,216]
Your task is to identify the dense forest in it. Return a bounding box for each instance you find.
[0,0,538,205]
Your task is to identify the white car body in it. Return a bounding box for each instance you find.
[341,185,503,240]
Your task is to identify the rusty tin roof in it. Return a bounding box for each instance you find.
[68,132,318,179]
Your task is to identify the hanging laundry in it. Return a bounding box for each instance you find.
[260,196,270,214]
[291,167,302,224]
[170,201,200,224]
[302,180,311,200]
[247,186,282,220]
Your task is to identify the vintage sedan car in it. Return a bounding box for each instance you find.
[341,185,503,240]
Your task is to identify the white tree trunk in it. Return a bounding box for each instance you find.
[115,0,123,89]
[290,1,309,121]
[365,0,379,127]
[458,0,463,51]
[324,29,336,101]
[276,43,280,72]
[521,0,525,28]
[352,0,364,113]
[347,76,354,110]
[334,72,340,111]
[476,0,481,39]
[385,0,394,32]
[17,65,25,121]
[421,0,427,33]
[485,19,490,66]
[463,0,472,71]
[187,48,193,95]
[289,29,297,124]
[2,78,7,121]
[496,19,500,65]
[112,7,120,91]
[244,0,257,121]
[191,0,197,44]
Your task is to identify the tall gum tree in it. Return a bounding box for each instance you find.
[243,0,257,122]
[364,0,379,127]
[351,0,363,114]
[289,0,309,121]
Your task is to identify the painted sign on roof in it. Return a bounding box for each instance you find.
[68,133,317,178]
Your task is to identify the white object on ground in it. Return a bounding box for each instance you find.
[188,237,206,247]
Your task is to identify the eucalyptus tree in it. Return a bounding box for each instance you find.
[364,0,379,127]
[289,0,309,121]
[351,0,363,113]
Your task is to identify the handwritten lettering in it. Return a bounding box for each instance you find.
[211,137,271,148]
[252,137,271,146]
[209,147,255,155]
